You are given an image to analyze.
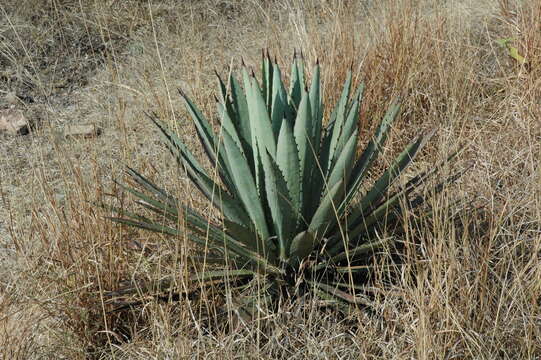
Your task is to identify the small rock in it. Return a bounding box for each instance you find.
[64,124,102,138]
[0,108,30,135]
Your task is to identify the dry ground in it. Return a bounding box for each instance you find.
[0,0,540,359]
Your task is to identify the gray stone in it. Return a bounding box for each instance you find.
[64,124,102,138]
[0,108,29,135]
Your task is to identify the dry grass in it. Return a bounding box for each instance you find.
[0,0,539,358]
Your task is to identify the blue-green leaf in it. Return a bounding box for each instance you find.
[260,149,296,261]
[221,129,271,244]
[276,119,301,217]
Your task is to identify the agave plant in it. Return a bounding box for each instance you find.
[106,52,452,312]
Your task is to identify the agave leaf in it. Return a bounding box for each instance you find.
[346,134,425,228]
[189,256,230,266]
[305,62,326,218]
[309,281,369,306]
[387,151,460,202]
[260,149,297,261]
[296,53,305,91]
[115,174,275,267]
[293,89,313,155]
[330,237,393,263]
[336,179,428,251]
[261,50,273,111]
[336,132,439,248]
[325,70,352,172]
[247,75,277,157]
[185,213,271,265]
[215,71,235,117]
[98,201,154,224]
[308,62,322,149]
[306,131,357,247]
[331,91,361,167]
[107,205,258,266]
[348,83,365,115]
[192,269,255,282]
[243,69,271,198]
[308,179,345,240]
[188,218,281,274]
[145,112,206,177]
[172,149,249,226]
[216,101,253,191]
[342,100,401,210]
[288,230,316,264]
[326,130,358,191]
[276,118,301,218]
[358,152,462,232]
[288,52,304,114]
[241,65,262,183]
[387,165,469,227]
[146,113,250,226]
[319,119,334,171]
[108,217,180,238]
[178,89,222,171]
[294,90,317,220]
[270,62,288,137]
[125,166,177,208]
[230,74,252,151]
[216,102,245,155]
[109,212,232,262]
[223,220,269,255]
[114,183,219,241]
[108,269,254,299]
[114,181,179,219]
[221,129,271,244]
[133,199,179,223]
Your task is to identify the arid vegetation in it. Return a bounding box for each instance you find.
[1,0,539,358]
